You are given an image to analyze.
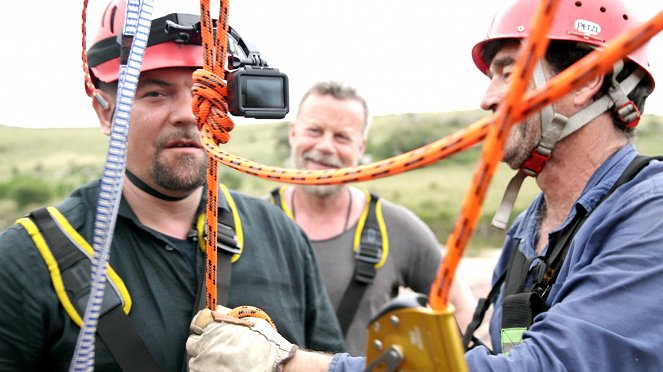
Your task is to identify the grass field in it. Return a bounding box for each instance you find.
[1,111,661,253]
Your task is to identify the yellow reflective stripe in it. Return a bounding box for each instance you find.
[220,184,243,263]
[353,190,371,252]
[196,213,206,253]
[17,216,84,327]
[46,207,132,314]
[353,189,389,269]
[374,198,389,269]
[198,184,244,263]
[278,186,294,219]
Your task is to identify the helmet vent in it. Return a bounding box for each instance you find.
[622,14,629,20]
[575,1,582,7]
[600,7,606,13]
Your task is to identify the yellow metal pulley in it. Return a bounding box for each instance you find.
[364,293,467,372]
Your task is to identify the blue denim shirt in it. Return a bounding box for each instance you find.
[466,144,663,371]
[330,145,663,371]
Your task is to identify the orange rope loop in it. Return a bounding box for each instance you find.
[196,8,663,190]
[192,69,235,145]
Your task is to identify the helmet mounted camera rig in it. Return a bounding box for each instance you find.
[87,12,289,119]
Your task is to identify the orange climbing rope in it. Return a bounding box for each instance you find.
[198,7,663,187]
[192,2,663,310]
[193,0,235,310]
[191,0,663,311]
[80,0,663,315]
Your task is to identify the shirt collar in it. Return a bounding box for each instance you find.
[507,144,637,256]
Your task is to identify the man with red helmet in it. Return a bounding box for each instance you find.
[0,0,344,370]
[182,0,663,371]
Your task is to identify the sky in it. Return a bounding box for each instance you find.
[2,1,663,128]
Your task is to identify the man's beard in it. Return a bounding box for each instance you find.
[503,116,541,170]
[152,131,207,192]
[293,150,347,198]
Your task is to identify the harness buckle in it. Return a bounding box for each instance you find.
[520,147,552,176]
[215,222,242,255]
[615,101,641,129]
[354,260,377,284]
[355,227,382,264]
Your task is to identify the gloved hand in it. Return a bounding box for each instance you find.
[187,306,298,372]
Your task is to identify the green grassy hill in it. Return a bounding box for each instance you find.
[1,111,661,254]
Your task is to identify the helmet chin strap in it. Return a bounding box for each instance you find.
[491,59,644,230]
[125,169,189,202]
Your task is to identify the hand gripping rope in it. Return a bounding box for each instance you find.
[73,0,153,371]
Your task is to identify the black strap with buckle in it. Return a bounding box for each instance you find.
[336,193,383,335]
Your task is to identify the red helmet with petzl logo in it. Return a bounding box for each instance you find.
[87,0,204,84]
[471,0,654,89]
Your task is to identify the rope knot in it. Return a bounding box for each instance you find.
[192,69,235,145]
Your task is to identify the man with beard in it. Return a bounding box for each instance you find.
[184,1,663,371]
[0,1,343,371]
[269,81,475,356]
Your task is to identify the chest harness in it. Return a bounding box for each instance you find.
[270,186,389,335]
[15,183,242,372]
[463,155,662,355]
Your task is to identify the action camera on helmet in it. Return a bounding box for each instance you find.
[225,27,289,119]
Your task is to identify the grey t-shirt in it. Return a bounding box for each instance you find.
[311,198,443,356]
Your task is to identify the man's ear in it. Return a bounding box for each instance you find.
[288,122,297,147]
[358,137,366,155]
[92,91,115,136]
[574,74,604,106]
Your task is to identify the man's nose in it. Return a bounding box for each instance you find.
[314,132,335,153]
[172,92,197,126]
[480,79,504,113]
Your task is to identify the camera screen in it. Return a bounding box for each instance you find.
[244,76,285,109]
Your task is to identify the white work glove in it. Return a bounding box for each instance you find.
[187,306,298,372]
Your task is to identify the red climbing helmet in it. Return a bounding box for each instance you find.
[471,0,654,88]
[87,0,204,84]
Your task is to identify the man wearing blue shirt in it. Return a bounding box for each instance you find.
[185,0,663,370]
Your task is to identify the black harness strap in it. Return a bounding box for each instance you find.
[29,207,162,372]
[270,188,386,336]
[336,193,383,335]
[270,187,284,209]
[461,270,505,351]
[214,206,241,306]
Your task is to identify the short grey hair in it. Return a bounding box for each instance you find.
[297,81,371,137]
